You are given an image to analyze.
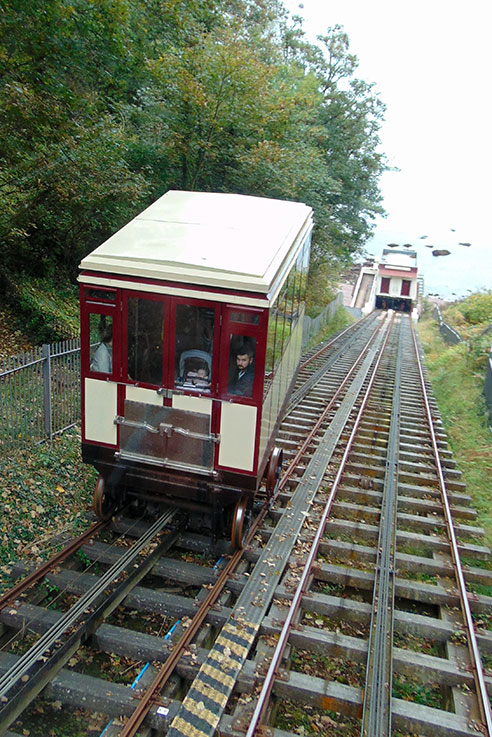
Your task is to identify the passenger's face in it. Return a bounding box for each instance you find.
[236,353,252,370]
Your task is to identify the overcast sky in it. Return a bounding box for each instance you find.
[283,0,492,298]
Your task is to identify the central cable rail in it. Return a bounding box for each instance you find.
[245,313,396,737]
[361,315,404,736]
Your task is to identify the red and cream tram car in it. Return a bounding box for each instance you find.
[79,191,313,546]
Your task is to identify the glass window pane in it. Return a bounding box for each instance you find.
[299,236,310,305]
[127,298,164,384]
[228,336,256,397]
[89,314,113,373]
[274,311,286,366]
[276,279,291,353]
[290,265,300,327]
[230,311,260,325]
[175,305,214,391]
[85,288,116,302]
[266,309,277,375]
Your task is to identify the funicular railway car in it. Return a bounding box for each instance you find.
[375,248,418,312]
[79,191,313,548]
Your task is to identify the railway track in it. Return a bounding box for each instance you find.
[1,311,491,737]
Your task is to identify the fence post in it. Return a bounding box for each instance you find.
[42,343,53,441]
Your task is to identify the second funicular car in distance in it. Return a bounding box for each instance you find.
[79,190,313,547]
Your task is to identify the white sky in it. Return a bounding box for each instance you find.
[283,0,492,298]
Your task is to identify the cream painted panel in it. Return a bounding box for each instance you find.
[172,395,212,417]
[84,379,117,445]
[126,385,164,406]
[219,403,257,471]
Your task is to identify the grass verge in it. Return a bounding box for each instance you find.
[417,312,492,550]
[306,305,355,351]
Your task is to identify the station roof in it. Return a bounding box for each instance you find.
[79,191,313,298]
[381,248,417,267]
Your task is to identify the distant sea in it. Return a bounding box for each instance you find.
[364,222,492,301]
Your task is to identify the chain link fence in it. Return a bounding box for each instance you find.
[0,339,80,452]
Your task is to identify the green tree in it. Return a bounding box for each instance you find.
[0,0,387,308]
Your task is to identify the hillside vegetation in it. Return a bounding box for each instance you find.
[0,0,387,341]
[441,291,492,371]
[418,295,492,548]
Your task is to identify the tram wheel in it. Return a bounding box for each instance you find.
[265,447,283,498]
[231,496,249,551]
[93,475,117,520]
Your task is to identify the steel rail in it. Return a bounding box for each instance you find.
[245,312,396,737]
[117,321,388,736]
[278,315,387,493]
[361,315,404,736]
[118,525,258,737]
[0,519,108,611]
[298,312,375,372]
[410,322,492,735]
[0,508,177,697]
[288,314,380,413]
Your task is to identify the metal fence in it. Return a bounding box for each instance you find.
[0,339,80,452]
[431,304,492,428]
[485,349,492,427]
[302,291,344,347]
[432,304,463,344]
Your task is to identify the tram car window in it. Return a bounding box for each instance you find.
[79,191,313,548]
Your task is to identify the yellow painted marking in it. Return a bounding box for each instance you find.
[193,678,228,708]
[182,697,217,726]
[201,661,236,689]
[208,649,240,674]
[171,716,209,737]
[224,620,257,639]
[169,618,260,736]
[214,635,248,660]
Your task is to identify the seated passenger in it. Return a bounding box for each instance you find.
[177,350,212,390]
[228,345,255,396]
[91,324,112,374]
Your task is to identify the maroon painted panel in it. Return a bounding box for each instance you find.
[380,277,390,294]
[401,279,411,296]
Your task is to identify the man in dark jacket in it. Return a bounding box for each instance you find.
[229,344,255,396]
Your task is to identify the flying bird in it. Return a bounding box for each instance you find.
[450,228,456,232]
[403,243,413,248]
[459,242,471,247]
[425,244,433,248]
[387,243,399,248]
[432,249,451,257]
[419,235,428,239]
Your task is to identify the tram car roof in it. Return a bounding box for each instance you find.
[79,190,313,303]
[381,248,417,266]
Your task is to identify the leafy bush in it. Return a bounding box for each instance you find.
[446,291,492,327]
[5,275,79,344]
[460,291,492,325]
[305,263,341,318]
